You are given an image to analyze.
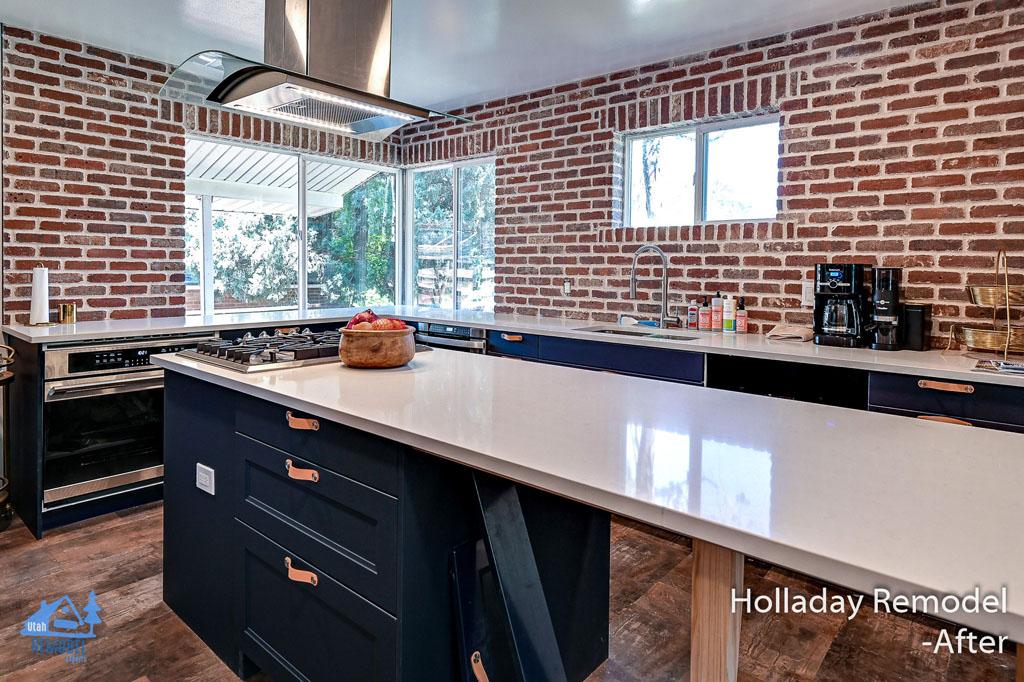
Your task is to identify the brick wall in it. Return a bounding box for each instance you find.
[402,0,1024,338]
[1,26,399,324]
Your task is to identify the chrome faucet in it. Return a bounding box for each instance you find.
[628,244,680,328]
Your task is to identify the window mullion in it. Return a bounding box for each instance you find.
[297,156,308,313]
[201,194,213,314]
[694,127,706,225]
[452,166,461,310]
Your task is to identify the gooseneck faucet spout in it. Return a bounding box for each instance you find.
[628,244,679,328]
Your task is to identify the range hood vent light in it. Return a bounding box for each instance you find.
[159,0,465,141]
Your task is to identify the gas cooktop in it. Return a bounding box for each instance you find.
[178,329,342,373]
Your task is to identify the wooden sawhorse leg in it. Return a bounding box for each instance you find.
[691,538,744,682]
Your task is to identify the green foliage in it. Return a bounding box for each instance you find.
[212,211,298,307]
[308,172,396,307]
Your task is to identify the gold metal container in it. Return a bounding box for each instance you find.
[57,303,77,324]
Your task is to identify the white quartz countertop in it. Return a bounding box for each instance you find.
[153,348,1024,640]
[7,305,1023,387]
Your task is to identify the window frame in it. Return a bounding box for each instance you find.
[184,135,403,316]
[403,157,497,310]
[622,113,780,227]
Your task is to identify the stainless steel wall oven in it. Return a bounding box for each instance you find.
[6,333,214,537]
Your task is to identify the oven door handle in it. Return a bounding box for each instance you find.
[45,372,164,402]
[414,333,487,351]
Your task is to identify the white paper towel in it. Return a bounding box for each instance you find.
[29,266,50,325]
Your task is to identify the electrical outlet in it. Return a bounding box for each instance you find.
[562,278,571,296]
[801,281,814,307]
[196,463,215,495]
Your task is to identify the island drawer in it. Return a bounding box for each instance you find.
[236,434,399,612]
[538,336,705,385]
[236,520,398,682]
[868,372,1024,430]
[487,330,540,358]
[235,395,400,496]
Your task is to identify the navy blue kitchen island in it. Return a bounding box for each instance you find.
[161,371,610,682]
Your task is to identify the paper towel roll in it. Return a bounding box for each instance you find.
[29,266,50,325]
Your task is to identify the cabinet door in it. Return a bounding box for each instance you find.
[486,330,540,358]
[868,372,1024,433]
[237,520,398,682]
[538,336,705,384]
[236,434,399,612]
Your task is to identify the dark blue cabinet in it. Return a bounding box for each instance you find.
[163,374,610,682]
[486,330,540,359]
[538,336,705,385]
[868,372,1024,433]
[237,520,399,682]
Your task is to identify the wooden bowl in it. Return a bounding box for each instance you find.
[338,325,416,368]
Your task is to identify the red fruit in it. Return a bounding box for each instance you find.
[345,309,378,329]
[353,321,374,330]
[370,318,392,330]
[387,319,407,330]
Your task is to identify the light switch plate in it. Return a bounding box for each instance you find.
[801,281,814,307]
[562,278,572,296]
[195,463,215,495]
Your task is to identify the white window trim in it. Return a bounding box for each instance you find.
[404,157,497,309]
[185,136,403,316]
[622,113,780,227]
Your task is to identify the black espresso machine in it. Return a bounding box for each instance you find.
[813,263,871,347]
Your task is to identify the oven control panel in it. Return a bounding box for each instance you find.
[67,341,200,374]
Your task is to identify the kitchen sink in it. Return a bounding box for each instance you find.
[573,325,699,342]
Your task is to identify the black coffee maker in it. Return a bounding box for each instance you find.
[870,267,902,351]
[813,264,871,348]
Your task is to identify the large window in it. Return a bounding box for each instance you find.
[409,160,496,311]
[625,116,779,227]
[184,138,398,314]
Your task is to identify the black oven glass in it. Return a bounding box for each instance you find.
[43,389,163,491]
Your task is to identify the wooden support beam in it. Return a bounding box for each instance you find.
[1016,642,1023,682]
[690,538,745,682]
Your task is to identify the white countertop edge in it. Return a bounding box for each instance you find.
[9,305,1022,387]
[153,353,1024,640]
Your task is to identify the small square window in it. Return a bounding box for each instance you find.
[704,120,780,222]
[624,116,779,226]
[627,131,695,227]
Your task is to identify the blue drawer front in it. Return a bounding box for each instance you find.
[487,330,540,358]
[868,372,1024,430]
[538,336,704,385]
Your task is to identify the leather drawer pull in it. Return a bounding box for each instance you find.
[500,333,523,342]
[917,415,973,427]
[471,651,490,682]
[286,410,320,431]
[285,459,320,482]
[284,556,318,586]
[917,379,974,394]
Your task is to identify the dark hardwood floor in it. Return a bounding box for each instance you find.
[0,504,1016,681]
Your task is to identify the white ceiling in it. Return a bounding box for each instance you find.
[2,0,912,111]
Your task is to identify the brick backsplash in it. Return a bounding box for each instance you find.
[0,26,399,324]
[402,0,1024,339]
[4,0,1024,336]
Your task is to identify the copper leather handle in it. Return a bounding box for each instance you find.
[284,556,318,586]
[917,415,973,427]
[500,333,523,342]
[917,379,974,394]
[286,410,319,431]
[285,459,319,482]
[471,651,490,682]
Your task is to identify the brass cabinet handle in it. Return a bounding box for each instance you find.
[500,333,523,342]
[285,459,319,482]
[284,556,318,586]
[917,415,973,427]
[286,410,319,431]
[917,379,974,394]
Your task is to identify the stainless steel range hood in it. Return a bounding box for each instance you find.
[159,0,464,141]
